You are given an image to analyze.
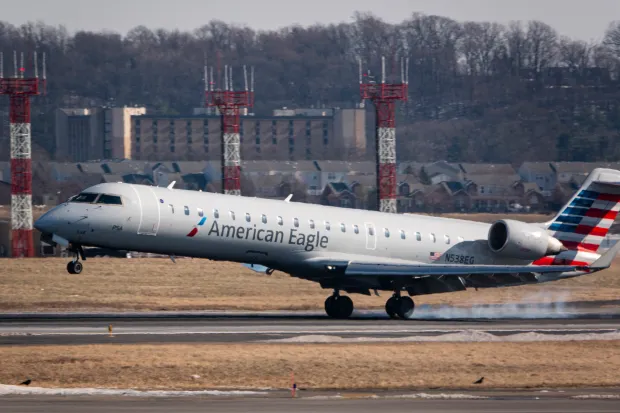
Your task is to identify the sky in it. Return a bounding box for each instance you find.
[1,0,619,42]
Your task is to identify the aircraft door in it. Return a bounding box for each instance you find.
[364,222,376,250]
[132,185,161,236]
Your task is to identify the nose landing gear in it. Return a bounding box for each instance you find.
[67,245,86,274]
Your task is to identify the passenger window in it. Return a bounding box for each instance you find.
[445,235,450,244]
[325,221,330,230]
[340,223,346,232]
[384,228,390,238]
[400,230,406,239]
[246,213,251,222]
[197,208,204,217]
[71,192,98,203]
[214,209,219,219]
[353,225,359,234]
[368,227,374,236]
[96,194,122,205]
[277,216,283,225]
[415,232,421,241]
[169,204,174,213]
[430,233,436,243]
[229,211,235,220]
[293,218,299,227]
[309,219,315,229]
[262,214,267,224]
[184,206,190,215]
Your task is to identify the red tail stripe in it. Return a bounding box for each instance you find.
[574,225,609,237]
[584,209,618,219]
[561,241,599,252]
[597,193,620,202]
[532,257,589,266]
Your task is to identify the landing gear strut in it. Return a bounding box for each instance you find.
[385,293,415,319]
[324,291,354,319]
[67,245,86,274]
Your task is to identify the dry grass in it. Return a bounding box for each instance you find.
[1,257,620,312]
[1,341,619,390]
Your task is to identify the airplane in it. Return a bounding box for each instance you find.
[34,168,620,319]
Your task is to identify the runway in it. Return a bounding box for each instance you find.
[2,392,620,412]
[0,311,619,345]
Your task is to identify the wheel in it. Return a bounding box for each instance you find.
[385,297,399,319]
[73,261,83,274]
[395,296,415,319]
[335,295,354,319]
[325,296,338,318]
[67,261,76,274]
[324,295,354,319]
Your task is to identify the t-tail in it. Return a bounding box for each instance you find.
[536,168,620,266]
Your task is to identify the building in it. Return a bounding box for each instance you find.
[130,108,366,162]
[55,107,147,161]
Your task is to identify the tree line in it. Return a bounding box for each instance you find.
[0,14,619,164]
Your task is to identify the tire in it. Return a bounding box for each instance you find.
[385,297,399,319]
[396,296,415,319]
[336,295,354,319]
[324,296,338,318]
[73,261,83,274]
[67,261,76,274]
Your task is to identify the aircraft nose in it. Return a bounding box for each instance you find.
[34,208,59,234]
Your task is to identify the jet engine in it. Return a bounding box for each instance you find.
[488,219,566,260]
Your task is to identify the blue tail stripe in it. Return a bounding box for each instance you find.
[198,217,207,226]
[570,198,595,208]
[555,214,583,224]
[560,206,588,217]
[549,223,577,232]
[578,189,600,200]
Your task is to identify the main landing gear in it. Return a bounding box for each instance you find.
[323,291,416,320]
[324,292,354,319]
[67,245,86,274]
[385,293,415,319]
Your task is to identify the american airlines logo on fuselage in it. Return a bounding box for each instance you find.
[205,220,329,252]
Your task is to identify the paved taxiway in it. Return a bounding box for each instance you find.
[2,395,620,413]
[0,311,618,345]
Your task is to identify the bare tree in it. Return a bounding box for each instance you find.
[603,21,620,57]
[558,37,592,73]
[525,20,558,73]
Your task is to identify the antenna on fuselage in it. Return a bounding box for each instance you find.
[284,194,293,203]
[167,181,176,190]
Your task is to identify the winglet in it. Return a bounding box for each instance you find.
[284,194,293,203]
[167,181,176,189]
[590,240,620,269]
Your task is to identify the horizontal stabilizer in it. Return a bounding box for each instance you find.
[590,240,620,269]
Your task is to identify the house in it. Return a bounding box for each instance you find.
[347,174,375,209]
[551,162,620,184]
[398,161,424,176]
[458,163,517,177]
[424,181,470,212]
[320,182,356,208]
[518,162,554,192]
[420,161,462,185]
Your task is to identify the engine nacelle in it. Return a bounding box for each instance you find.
[488,219,566,261]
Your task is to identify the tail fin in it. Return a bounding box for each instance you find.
[546,168,620,253]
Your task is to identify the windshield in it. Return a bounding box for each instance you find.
[70,192,99,203]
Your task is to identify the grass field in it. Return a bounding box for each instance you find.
[1,257,620,312]
[1,341,619,390]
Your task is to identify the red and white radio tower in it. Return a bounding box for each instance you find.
[359,56,408,213]
[205,62,254,196]
[0,51,46,257]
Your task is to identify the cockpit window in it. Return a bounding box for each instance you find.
[70,192,98,203]
[96,194,123,205]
